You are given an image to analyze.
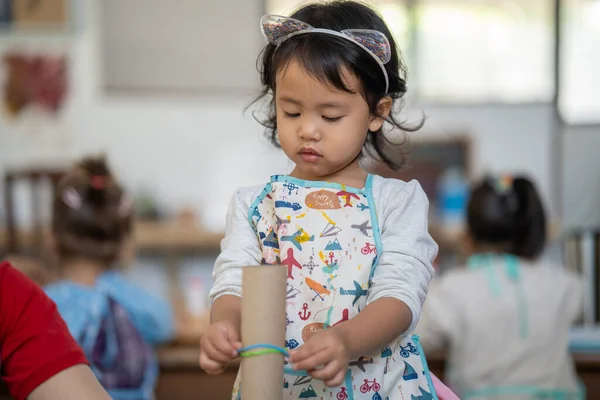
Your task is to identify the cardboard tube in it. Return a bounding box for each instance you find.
[241,265,286,400]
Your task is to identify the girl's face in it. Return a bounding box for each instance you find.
[275,60,390,186]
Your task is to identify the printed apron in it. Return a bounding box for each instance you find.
[232,174,438,400]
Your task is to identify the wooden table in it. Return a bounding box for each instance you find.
[155,345,600,400]
[1,344,598,399]
[156,346,238,400]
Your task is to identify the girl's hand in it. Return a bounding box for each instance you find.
[288,328,350,387]
[199,320,242,375]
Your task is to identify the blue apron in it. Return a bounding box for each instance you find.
[45,274,169,400]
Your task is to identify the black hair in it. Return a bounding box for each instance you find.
[52,155,132,265]
[251,0,422,170]
[467,175,547,259]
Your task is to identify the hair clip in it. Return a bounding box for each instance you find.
[90,175,105,189]
[492,175,519,212]
[494,175,514,194]
[62,187,82,210]
[260,15,391,93]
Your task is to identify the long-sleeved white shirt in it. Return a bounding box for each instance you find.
[208,175,438,333]
[416,258,583,397]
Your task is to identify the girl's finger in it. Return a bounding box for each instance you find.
[203,338,236,363]
[292,348,331,371]
[199,351,227,375]
[212,330,239,358]
[289,340,327,364]
[310,360,341,382]
[324,369,347,388]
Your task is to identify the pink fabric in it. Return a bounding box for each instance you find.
[431,373,460,400]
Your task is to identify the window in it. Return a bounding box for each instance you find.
[414,0,554,102]
[559,0,600,124]
[266,0,554,103]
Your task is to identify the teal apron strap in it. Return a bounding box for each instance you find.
[467,253,529,338]
[504,254,529,338]
[467,253,501,297]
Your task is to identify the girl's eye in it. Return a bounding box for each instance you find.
[323,116,344,122]
[284,112,300,118]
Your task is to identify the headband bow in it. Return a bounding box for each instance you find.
[260,15,392,93]
[494,175,514,194]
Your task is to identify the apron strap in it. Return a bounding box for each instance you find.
[504,255,529,338]
[467,253,529,338]
[364,173,373,191]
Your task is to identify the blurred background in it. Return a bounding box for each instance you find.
[0,0,599,399]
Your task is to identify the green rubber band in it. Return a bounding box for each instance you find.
[239,349,283,357]
[237,344,289,358]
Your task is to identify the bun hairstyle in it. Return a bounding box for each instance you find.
[52,155,132,264]
[467,175,547,259]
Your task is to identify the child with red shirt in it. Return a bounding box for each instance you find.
[0,261,111,400]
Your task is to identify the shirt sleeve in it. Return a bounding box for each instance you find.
[366,179,438,335]
[208,187,263,304]
[414,277,464,351]
[0,262,88,400]
[97,271,175,345]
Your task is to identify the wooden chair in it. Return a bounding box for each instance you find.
[2,166,66,256]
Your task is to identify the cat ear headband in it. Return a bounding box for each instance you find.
[260,15,392,93]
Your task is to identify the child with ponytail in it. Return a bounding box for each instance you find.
[418,175,584,399]
[45,156,175,400]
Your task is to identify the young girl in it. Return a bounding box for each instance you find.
[200,1,457,399]
[44,156,175,400]
[417,175,584,399]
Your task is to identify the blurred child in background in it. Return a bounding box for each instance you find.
[417,175,584,399]
[45,156,175,400]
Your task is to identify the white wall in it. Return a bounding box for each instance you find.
[415,103,554,211]
[68,102,555,231]
[562,125,600,230]
[2,0,598,233]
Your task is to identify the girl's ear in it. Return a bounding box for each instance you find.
[369,96,393,132]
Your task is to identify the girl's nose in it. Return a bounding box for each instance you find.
[298,119,320,141]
